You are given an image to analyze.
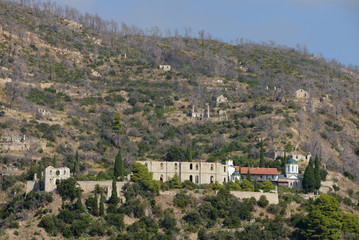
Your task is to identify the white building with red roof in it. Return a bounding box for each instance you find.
[239,167,279,182]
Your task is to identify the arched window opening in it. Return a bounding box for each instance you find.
[190,164,193,170]
[211,164,214,171]
[195,175,199,184]
[190,175,193,182]
[196,164,199,170]
[210,176,214,183]
[224,166,226,172]
[160,174,163,182]
[175,163,178,169]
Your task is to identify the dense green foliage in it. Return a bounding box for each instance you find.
[131,162,160,195]
[114,149,124,181]
[300,194,359,239]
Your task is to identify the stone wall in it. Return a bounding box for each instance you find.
[77,181,128,199]
[26,180,40,193]
[230,191,279,204]
[160,190,279,205]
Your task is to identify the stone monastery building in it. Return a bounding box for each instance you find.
[139,161,228,184]
[140,157,301,189]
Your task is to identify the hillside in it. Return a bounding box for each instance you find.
[1,0,359,181]
[1,1,359,239]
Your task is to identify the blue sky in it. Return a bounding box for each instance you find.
[53,0,359,67]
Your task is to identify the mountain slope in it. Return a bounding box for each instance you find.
[0,0,359,184]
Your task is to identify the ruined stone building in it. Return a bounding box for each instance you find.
[159,65,171,71]
[44,166,71,191]
[295,89,309,99]
[138,161,228,184]
[265,151,311,162]
[37,108,51,117]
[216,95,228,104]
[26,166,128,199]
[191,104,210,120]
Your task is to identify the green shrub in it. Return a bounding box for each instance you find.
[173,191,190,208]
[258,195,269,208]
[39,215,55,233]
[57,209,74,224]
[343,197,352,206]
[183,211,202,226]
[267,204,280,214]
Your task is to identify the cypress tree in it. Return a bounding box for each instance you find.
[109,179,119,205]
[99,194,105,216]
[52,155,57,168]
[314,155,321,190]
[259,139,264,167]
[303,159,315,193]
[254,180,259,192]
[185,146,192,162]
[114,149,124,181]
[246,169,251,182]
[75,192,84,212]
[74,150,80,179]
[93,192,98,216]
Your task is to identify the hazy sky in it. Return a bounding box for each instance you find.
[52,0,359,67]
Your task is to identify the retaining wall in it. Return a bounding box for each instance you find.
[230,191,279,204]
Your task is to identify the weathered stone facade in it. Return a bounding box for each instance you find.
[159,65,171,71]
[295,89,309,99]
[138,161,228,184]
[26,166,128,200]
[44,166,71,192]
[191,104,210,120]
[216,95,228,104]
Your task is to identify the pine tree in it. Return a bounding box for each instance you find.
[260,139,265,167]
[314,155,321,190]
[114,149,124,181]
[246,169,251,182]
[171,173,182,189]
[303,159,315,193]
[112,112,124,135]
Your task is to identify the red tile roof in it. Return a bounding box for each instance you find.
[234,166,240,172]
[239,167,279,175]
